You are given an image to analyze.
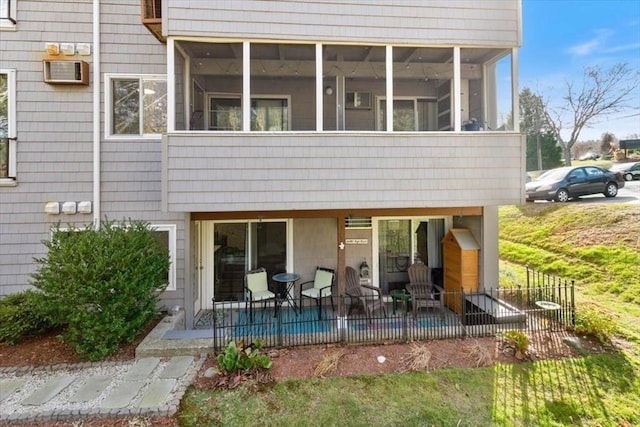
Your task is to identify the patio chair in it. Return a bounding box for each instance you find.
[406,262,444,318]
[345,266,387,322]
[244,267,276,322]
[299,267,335,320]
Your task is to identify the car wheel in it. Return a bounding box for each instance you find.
[604,182,618,198]
[624,172,633,181]
[555,189,570,202]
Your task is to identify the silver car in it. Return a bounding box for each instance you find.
[610,162,640,181]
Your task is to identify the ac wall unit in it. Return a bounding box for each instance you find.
[43,60,89,85]
[345,91,372,109]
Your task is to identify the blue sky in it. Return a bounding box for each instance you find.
[520,0,640,141]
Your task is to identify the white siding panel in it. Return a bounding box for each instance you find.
[164,132,525,212]
[167,0,521,46]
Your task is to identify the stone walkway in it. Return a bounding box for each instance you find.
[0,355,204,424]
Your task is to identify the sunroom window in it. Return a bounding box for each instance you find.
[377,98,437,131]
[207,95,290,131]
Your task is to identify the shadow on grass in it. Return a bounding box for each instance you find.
[490,345,638,426]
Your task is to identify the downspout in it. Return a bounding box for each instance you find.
[92,0,101,227]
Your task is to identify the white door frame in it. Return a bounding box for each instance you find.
[198,219,293,310]
[371,216,452,290]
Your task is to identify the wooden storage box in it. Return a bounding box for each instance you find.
[442,228,479,314]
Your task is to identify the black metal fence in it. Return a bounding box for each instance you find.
[205,269,575,352]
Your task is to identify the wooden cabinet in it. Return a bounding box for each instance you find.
[442,228,479,314]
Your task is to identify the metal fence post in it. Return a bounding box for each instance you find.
[211,298,218,353]
[402,300,408,342]
[460,289,467,337]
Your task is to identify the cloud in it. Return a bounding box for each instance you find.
[607,42,640,54]
[566,29,614,57]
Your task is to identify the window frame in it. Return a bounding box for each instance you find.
[0,0,17,28]
[376,96,437,131]
[104,74,167,139]
[51,224,177,292]
[150,224,177,292]
[0,69,17,184]
[205,93,291,131]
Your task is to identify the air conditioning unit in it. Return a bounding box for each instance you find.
[43,60,89,85]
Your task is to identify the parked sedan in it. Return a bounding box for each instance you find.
[610,161,640,181]
[525,165,625,202]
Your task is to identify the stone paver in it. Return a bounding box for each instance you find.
[68,375,113,403]
[21,375,76,405]
[0,354,203,424]
[137,379,176,408]
[0,379,25,401]
[159,356,194,379]
[100,380,147,409]
[122,357,160,381]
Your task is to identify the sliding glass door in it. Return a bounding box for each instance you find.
[212,221,287,302]
[377,218,447,295]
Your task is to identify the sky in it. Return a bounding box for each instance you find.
[520,0,640,142]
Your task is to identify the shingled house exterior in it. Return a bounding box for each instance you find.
[0,0,525,329]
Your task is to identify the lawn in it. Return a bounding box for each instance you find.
[177,204,640,427]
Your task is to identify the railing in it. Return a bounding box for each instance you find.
[204,275,575,352]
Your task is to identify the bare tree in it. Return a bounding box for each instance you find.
[542,63,639,165]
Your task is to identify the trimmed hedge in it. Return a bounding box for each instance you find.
[31,219,169,360]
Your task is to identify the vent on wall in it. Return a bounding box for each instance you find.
[43,60,89,85]
[345,217,372,229]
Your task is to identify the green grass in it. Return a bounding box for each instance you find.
[177,204,640,426]
[179,354,640,426]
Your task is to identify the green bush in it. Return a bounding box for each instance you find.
[0,290,59,344]
[572,303,616,344]
[501,330,530,355]
[31,219,170,360]
[217,339,272,373]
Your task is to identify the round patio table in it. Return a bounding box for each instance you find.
[272,272,300,316]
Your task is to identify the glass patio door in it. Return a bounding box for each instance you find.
[378,219,412,295]
[377,218,447,295]
[213,221,287,302]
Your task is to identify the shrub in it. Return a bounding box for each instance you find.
[572,303,616,343]
[31,219,170,360]
[0,290,59,344]
[216,339,272,373]
[501,330,530,356]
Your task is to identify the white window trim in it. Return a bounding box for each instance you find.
[151,224,177,291]
[104,73,167,140]
[0,0,17,29]
[0,68,16,185]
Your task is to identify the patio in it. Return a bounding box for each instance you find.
[137,282,574,357]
